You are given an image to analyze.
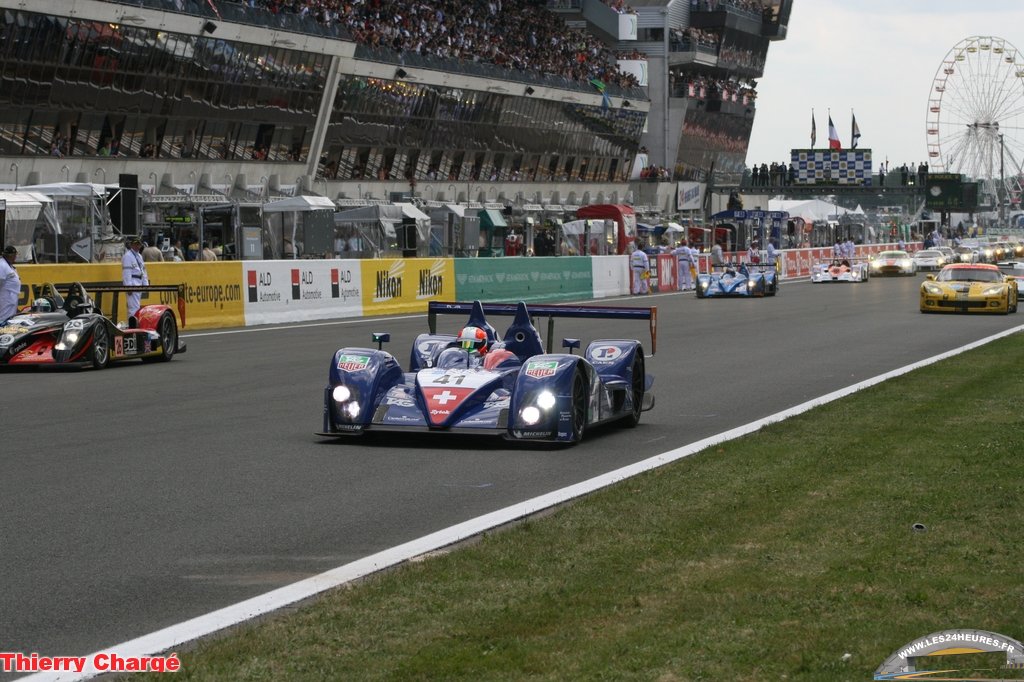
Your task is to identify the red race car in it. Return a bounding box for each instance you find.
[0,282,186,368]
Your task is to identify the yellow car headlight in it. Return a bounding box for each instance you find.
[980,285,1004,296]
[922,283,942,295]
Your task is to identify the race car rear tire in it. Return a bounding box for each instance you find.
[156,312,177,362]
[624,351,644,428]
[570,368,587,443]
[91,326,109,370]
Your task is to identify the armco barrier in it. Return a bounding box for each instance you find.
[13,256,634,330]
[455,256,596,303]
[14,262,244,330]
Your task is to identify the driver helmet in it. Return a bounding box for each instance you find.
[457,326,488,356]
[31,298,52,313]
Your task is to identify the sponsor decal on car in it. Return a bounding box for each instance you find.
[337,354,370,371]
[525,360,558,378]
[589,345,623,362]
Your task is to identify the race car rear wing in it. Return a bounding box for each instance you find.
[32,282,187,328]
[428,300,657,355]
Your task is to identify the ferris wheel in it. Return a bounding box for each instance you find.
[926,36,1024,215]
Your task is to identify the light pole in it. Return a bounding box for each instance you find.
[61,165,70,182]
[93,167,106,184]
[10,162,19,189]
[189,170,197,195]
[999,133,1005,226]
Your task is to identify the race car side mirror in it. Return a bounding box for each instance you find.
[562,338,580,355]
[925,275,935,281]
[372,332,390,350]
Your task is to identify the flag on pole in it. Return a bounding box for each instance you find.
[851,112,861,149]
[811,111,817,147]
[828,115,841,150]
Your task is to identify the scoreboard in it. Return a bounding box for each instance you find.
[925,173,979,212]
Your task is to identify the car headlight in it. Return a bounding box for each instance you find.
[65,331,80,343]
[536,390,556,410]
[871,261,881,269]
[747,279,755,288]
[981,285,1004,296]
[900,259,912,267]
[922,283,942,295]
[331,385,361,419]
[521,406,541,425]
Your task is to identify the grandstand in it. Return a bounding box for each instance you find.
[0,0,790,256]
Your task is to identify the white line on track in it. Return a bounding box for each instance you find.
[25,310,1018,682]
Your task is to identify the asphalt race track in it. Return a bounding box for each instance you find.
[3,274,1022,665]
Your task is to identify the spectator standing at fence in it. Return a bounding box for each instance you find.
[746,240,760,264]
[0,245,21,323]
[711,240,725,267]
[142,241,164,262]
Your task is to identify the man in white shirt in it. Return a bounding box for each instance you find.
[672,239,694,291]
[630,241,650,295]
[0,245,21,322]
[121,237,149,324]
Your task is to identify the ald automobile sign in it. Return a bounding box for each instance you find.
[875,629,1024,680]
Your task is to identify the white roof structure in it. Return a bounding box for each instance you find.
[262,195,336,213]
[18,182,110,198]
[768,199,851,222]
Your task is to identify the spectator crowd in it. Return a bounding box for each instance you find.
[243,0,640,90]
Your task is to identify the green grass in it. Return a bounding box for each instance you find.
[141,334,1024,681]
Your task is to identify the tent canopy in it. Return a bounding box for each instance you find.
[479,208,507,229]
[767,199,848,222]
[396,202,430,222]
[262,195,336,213]
[335,203,429,242]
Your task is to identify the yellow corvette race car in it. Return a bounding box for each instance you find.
[920,264,1019,314]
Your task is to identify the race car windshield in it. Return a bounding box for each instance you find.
[936,268,1000,283]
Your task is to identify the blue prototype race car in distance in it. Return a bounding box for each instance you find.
[696,263,779,298]
[318,300,657,445]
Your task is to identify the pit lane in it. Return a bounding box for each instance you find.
[2,274,1021,667]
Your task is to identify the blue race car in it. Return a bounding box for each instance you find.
[318,300,657,445]
[696,263,778,298]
